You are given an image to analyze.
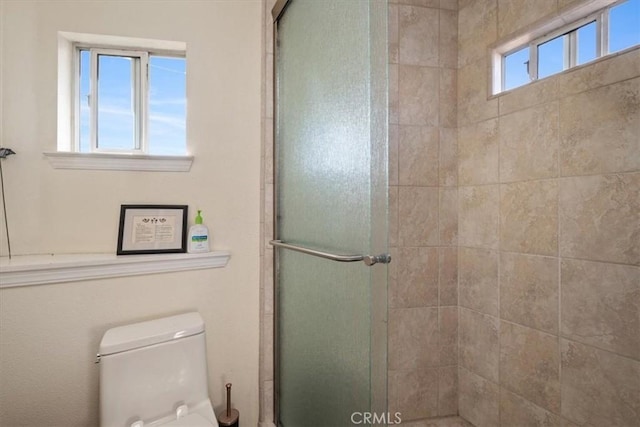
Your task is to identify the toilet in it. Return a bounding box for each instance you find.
[98,312,220,427]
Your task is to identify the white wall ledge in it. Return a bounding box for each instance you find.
[0,251,230,288]
[44,152,193,172]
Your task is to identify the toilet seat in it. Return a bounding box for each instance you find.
[160,413,215,427]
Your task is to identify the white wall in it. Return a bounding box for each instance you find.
[0,0,262,425]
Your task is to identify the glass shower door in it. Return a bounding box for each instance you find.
[272,0,388,425]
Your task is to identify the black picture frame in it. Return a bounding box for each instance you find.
[117,205,188,255]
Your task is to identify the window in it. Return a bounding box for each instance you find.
[503,47,529,91]
[609,0,640,52]
[494,0,640,94]
[77,47,186,155]
[53,33,190,171]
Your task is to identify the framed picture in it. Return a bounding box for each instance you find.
[117,205,188,255]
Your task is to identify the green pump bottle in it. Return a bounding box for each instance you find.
[187,210,210,253]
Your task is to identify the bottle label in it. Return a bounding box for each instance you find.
[191,235,208,242]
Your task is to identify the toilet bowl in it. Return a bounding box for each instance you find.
[98,312,220,427]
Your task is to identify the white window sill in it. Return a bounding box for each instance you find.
[0,251,230,288]
[44,152,193,172]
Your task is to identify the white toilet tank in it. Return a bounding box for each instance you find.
[99,312,218,427]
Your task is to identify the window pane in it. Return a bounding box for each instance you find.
[148,56,186,155]
[97,55,136,150]
[577,21,597,65]
[538,35,565,79]
[79,50,91,152]
[503,46,530,91]
[609,0,640,53]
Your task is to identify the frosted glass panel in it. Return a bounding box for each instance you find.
[277,1,370,251]
[275,0,388,425]
[278,252,371,424]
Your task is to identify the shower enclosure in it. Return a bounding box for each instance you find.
[264,0,640,425]
[270,0,389,425]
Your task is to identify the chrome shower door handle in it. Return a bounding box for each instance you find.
[269,240,391,266]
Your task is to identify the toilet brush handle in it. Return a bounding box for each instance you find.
[217,382,238,426]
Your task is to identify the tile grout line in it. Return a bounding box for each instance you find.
[456,169,640,188]
[436,6,442,415]
[556,80,563,419]
[495,5,503,418]
[455,244,640,268]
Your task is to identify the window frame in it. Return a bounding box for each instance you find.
[494,0,638,94]
[53,32,192,172]
[72,43,185,155]
[528,12,604,81]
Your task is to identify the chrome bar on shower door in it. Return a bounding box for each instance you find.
[269,240,391,266]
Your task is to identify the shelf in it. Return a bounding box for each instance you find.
[43,152,193,172]
[0,251,230,288]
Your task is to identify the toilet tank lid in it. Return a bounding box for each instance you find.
[99,312,205,355]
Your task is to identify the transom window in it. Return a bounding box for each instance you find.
[495,0,640,93]
[76,46,186,155]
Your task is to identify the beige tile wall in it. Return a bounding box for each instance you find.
[457,1,640,426]
[389,0,459,420]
